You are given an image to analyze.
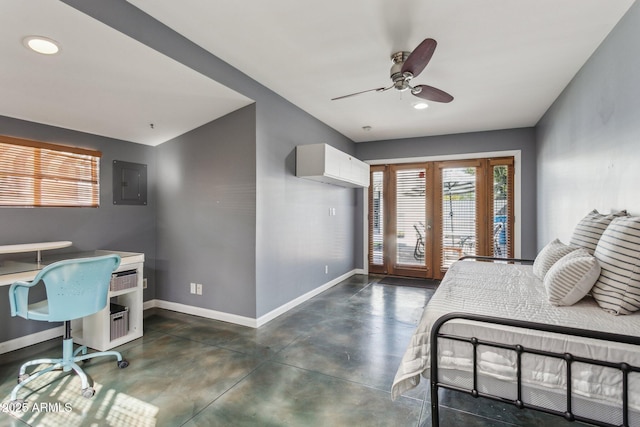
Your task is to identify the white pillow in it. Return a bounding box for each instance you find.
[533,239,577,280]
[544,249,600,306]
[569,209,627,255]
[592,216,640,315]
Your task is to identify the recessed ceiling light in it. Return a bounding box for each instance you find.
[413,102,429,110]
[23,36,60,55]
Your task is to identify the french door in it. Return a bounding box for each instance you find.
[368,157,514,279]
[369,163,433,278]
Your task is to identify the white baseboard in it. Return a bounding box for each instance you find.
[0,270,362,354]
[0,326,64,355]
[142,299,156,311]
[144,269,358,329]
[145,299,258,327]
[255,269,357,327]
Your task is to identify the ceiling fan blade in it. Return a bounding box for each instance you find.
[401,38,437,78]
[331,86,391,101]
[412,85,454,103]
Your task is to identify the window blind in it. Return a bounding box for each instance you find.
[395,168,426,267]
[369,170,385,266]
[441,167,477,269]
[489,159,514,258]
[0,136,101,207]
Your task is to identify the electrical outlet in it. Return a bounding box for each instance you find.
[196,283,203,295]
[325,265,328,274]
[143,278,148,289]
[190,282,196,294]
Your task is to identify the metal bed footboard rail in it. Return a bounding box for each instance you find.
[430,312,640,427]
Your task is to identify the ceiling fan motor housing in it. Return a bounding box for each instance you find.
[390,51,412,91]
[331,39,452,102]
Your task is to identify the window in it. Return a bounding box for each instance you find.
[488,158,514,259]
[395,166,427,268]
[0,135,101,207]
[440,163,478,269]
[368,157,514,279]
[369,167,385,269]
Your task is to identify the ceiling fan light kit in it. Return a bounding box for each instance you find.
[332,38,453,104]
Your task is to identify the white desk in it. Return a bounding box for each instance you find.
[0,241,72,263]
[1,250,145,351]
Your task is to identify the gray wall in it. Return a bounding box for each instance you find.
[64,0,363,320]
[356,127,538,259]
[536,2,640,248]
[255,99,358,318]
[0,116,156,342]
[156,105,257,317]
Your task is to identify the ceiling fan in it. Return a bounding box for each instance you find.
[331,38,453,103]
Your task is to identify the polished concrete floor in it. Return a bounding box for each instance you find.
[0,275,583,426]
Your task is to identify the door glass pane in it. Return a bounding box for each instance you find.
[493,165,509,258]
[371,171,384,266]
[396,168,426,267]
[442,167,476,268]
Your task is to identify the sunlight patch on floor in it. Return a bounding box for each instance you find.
[3,364,159,427]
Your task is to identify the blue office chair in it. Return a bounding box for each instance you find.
[7,254,129,404]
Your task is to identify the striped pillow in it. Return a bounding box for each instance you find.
[592,216,640,315]
[570,209,627,255]
[544,249,600,306]
[533,239,577,280]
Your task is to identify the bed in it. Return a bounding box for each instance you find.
[391,257,640,427]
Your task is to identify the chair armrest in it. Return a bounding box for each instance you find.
[8,280,37,318]
[458,255,534,265]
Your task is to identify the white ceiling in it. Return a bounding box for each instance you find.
[0,0,252,146]
[1,0,635,146]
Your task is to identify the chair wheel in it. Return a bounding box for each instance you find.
[17,373,29,384]
[81,387,95,398]
[117,359,129,369]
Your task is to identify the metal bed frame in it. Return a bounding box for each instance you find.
[429,257,640,427]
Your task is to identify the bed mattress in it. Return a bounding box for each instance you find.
[392,260,640,423]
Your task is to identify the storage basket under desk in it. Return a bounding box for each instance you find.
[65,251,144,352]
[110,303,129,341]
[110,269,137,292]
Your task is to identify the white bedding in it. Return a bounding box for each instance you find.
[391,260,640,416]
